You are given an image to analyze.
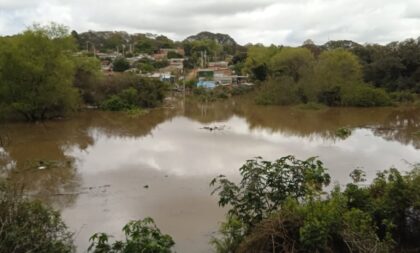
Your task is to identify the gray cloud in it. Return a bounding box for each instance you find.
[0,0,420,45]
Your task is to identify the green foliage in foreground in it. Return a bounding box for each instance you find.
[211,156,331,228]
[0,182,74,253]
[88,218,174,253]
[211,156,420,253]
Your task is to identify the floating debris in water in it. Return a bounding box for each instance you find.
[336,127,352,139]
[201,125,227,131]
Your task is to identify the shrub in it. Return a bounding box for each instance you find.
[389,91,416,103]
[210,156,331,228]
[255,79,300,105]
[88,217,174,253]
[0,24,80,121]
[0,182,74,253]
[97,75,168,110]
[113,57,130,72]
[100,95,131,111]
[212,157,420,253]
[341,84,391,107]
[317,85,342,106]
[210,215,246,253]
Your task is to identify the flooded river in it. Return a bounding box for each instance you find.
[1,99,420,252]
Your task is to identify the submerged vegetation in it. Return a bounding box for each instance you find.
[336,127,352,139]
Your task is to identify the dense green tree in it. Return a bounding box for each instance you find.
[269,47,315,82]
[183,39,223,64]
[73,56,102,104]
[0,23,80,121]
[112,57,130,72]
[244,45,280,80]
[135,39,155,54]
[314,49,363,87]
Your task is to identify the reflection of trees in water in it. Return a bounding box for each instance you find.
[372,108,420,149]
[88,109,177,138]
[183,98,420,147]
[0,109,177,208]
[183,100,238,124]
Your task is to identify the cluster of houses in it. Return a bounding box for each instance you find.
[196,61,251,89]
[90,47,251,89]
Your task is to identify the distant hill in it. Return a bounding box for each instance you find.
[184,31,238,46]
[322,40,362,50]
[72,31,176,53]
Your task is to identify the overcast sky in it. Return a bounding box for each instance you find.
[1,0,420,45]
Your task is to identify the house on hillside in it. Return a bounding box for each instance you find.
[153,48,185,61]
[168,58,184,72]
[197,69,215,80]
[208,61,229,69]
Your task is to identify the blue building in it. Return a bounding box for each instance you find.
[196,80,217,89]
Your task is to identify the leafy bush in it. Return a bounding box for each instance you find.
[389,91,416,103]
[96,75,168,110]
[212,156,420,253]
[210,216,246,253]
[341,84,391,107]
[255,79,300,105]
[317,85,342,106]
[210,156,330,228]
[0,24,80,121]
[100,95,132,111]
[0,182,74,253]
[88,217,174,253]
[113,57,130,72]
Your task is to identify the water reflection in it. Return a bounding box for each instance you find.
[1,100,420,253]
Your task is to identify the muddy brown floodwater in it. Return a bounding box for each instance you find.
[1,98,420,252]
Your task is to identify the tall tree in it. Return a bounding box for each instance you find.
[269,47,315,82]
[0,23,80,121]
